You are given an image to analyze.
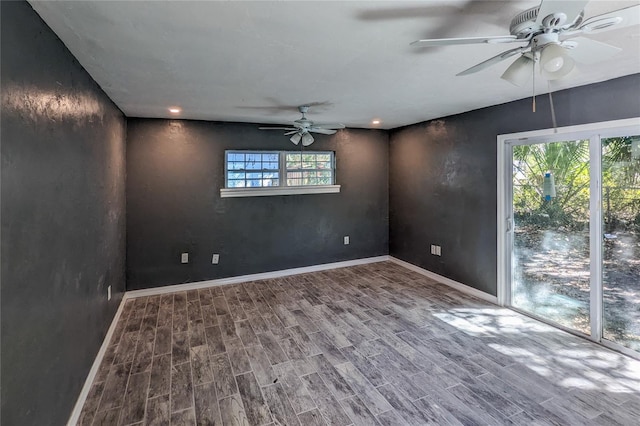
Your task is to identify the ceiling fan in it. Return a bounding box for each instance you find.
[259,106,345,146]
[411,0,640,86]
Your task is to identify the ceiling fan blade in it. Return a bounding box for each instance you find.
[309,128,337,135]
[567,37,622,65]
[579,4,640,34]
[258,127,297,131]
[284,130,299,136]
[411,35,521,47]
[311,123,345,130]
[457,46,528,76]
[535,0,589,26]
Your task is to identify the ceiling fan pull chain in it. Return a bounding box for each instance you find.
[532,59,536,112]
[548,81,558,133]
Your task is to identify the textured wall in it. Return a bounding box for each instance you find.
[126,119,389,289]
[390,74,640,296]
[0,2,127,424]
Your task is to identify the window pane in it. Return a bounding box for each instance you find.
[228,172,245,180]
[228,161,244,170]
[228,180,245,188]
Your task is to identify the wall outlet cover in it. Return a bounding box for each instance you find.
[212,254,220,264]
[181,253,189,263]
[344,236,350,245]
[107,285,111,301]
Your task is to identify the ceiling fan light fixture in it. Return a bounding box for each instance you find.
[290,133,302,145]
[540,43,575,80]
[501,55,533,86]
[301,133,314,146]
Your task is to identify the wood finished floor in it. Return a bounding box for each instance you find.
[78,261,640,425]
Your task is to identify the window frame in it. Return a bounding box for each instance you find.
[220,150,340,198]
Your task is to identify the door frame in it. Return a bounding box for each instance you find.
[497,117,640,358]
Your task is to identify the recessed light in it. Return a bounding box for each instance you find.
[168,107,181,114]
[372,119,381,125]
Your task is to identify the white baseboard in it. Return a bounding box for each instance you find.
[124,255,391,299]
[67,297,126,426]
[389,256,498,304]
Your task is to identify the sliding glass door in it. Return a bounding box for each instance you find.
[601,135,640,352]
[511,139,591,335]
[501,120,640,357]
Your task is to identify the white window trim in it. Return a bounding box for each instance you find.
[220,184,341,198]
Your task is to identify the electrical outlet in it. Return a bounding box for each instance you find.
[431,245,442,256]
[107,285,111,301]
[181,252,189,264]
[430,244,436,255]
[344,236,350,245]
[212,254,220,264]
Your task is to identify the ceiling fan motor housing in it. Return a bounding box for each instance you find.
[510,6,540,37]
[510,6,584,39]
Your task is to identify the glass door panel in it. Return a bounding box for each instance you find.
[511,139,591,334]
[602,135,640,351]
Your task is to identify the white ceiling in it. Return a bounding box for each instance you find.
[29,1,640,129]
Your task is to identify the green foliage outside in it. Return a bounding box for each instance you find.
[513,137,640,230]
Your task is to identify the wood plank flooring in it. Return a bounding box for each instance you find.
[78,261,640,425]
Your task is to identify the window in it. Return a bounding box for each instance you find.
[221,150,340,198]
[285,152,334,186]
[226,151,280,188]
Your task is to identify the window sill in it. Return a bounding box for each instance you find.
[220,185,341,198]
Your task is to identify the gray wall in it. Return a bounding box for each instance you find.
[1,2,127,425]
[126,119,389,289]
[389,73,640,296]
